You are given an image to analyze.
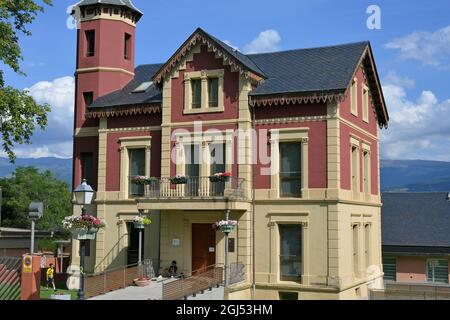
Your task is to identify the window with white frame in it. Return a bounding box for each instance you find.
[364,224,371,268]
[363,149,370,195]
[427,259,449,284]
[184,69,224,114]
[351,144,359,193]
[352,224,359,276]
[362,86,369,122]
[351,79,358,116]
[279,142,302,198]
[129,148,146,197]
[279,224,302,281]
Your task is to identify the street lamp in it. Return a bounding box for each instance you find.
[73,179,95,300]
[28,202,44,254]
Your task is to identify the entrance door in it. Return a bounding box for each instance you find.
[192,224,216,273]
[127,223,145,265]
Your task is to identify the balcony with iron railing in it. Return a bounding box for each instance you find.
[135,176,250,211]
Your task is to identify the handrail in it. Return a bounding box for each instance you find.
[141,176,247,199]
[162,264,224,300]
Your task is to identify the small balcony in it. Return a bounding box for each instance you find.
[136,176,250,212]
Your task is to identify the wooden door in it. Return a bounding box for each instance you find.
[192,224,216,273]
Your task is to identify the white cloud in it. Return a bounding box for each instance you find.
[385,25,450,67]
[0,76,76,159]
[25,76,75,125]
[244,29,281,54]
[381,73,450,161]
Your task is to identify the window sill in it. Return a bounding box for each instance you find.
[183,107,224,115]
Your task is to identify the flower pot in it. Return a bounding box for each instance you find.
[219,225,235,234]
[70,228,98,240]
[209,176,230,183]
[133,221,145,229]
[170,177,187,185]
[134,278,151,287]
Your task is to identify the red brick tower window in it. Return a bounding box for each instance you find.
[85,30,96,57]
[83,92,94,108]
[124,33,132,60]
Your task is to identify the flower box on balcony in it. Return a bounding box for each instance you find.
[209,172,231,183]
[132,176,158,185]
[170,176,188,185]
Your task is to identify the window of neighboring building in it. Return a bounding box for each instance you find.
[427,259,449,284]
[85,30,95,57]
[129,148,146,196]
[210,143,226,196]
[362,86,369,122]
[279,292,298,300]
[364,224,371,268]
[83,92,94,108]
[351,79,358,116]
[279,142,302,198]
[124,33,132,60]
[80,153,93,186]
[351,145,359,193]
[382,257,396,282]
[208,77,219,108]
[363,150,370,194]
[191,79,202,109]
[352,224,359,276]
[279,224,302,281]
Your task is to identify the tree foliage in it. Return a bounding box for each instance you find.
[0,0,52,162]
[0,167,72,232]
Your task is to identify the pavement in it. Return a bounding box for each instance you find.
[89,279,164,300]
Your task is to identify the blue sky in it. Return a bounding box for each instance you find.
[2,0,450,160]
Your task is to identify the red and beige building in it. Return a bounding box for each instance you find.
[69,0,389,299]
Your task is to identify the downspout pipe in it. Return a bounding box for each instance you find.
[250,103,256,300]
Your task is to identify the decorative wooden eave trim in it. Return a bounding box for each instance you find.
[86,104,161,119]
[344,44,389,129]
[249,92,345,108]
[152,28,266,85]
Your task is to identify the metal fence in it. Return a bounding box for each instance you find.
[0,257,22,300]
[84,259,155,299]
[162,264,224,300]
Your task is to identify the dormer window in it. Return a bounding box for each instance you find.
[184,69,224,114]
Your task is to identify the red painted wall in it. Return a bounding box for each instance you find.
[255,121,328,189]
[105,130,161,191]
[255,102,327,119]
[339,67,379,195]
[107,114,162,129]
[396,257,428,283]
[73,136,99,190]
[171,45,239,123]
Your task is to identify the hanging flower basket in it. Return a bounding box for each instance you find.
[212,220,238,234]
[170,175,188,185]
[133,216,152,229]
[62,215,105,240]
[70,228,99,240]
[209,172,231,183]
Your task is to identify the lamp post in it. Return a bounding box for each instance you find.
[28,202,44,254]
[73,179,94,301]
[138,210,143,266]
[224,209,230,287]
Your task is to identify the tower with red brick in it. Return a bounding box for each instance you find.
[71,0,142,189]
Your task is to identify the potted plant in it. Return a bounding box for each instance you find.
[62,215,106,240]
[134,277,151,287]
[133,216,152,229]
[212,220,238,234]
[209,172,231,183]
[170,175,188,185]
[132,176,158,185]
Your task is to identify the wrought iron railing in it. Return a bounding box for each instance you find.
[162,264,224,300]
[143,177,247,199]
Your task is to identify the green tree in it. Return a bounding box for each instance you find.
[0,167,71,232]
[0,0,52,162]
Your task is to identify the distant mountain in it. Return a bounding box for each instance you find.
[381,160,450,192]
[0,157,72,185]
[1,157,450,192]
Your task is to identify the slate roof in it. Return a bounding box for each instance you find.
[382,192,450,249]
[76,0,143,14]
[88,64,163,109]
[247,42,369,96]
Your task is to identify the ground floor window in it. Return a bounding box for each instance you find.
[279,224,302,281]
[382,256,396,281]
[279,291,298,300]
[427,259,449,284]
